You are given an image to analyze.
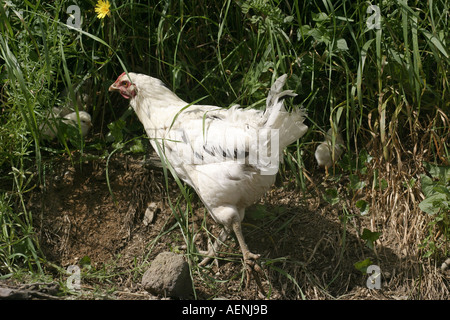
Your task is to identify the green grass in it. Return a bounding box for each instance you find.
[0,0,449,298]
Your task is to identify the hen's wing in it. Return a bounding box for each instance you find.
[155,105,280,178]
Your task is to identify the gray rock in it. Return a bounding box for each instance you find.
[142,252,193,299]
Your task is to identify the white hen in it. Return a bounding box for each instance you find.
[41,109,92,140]
[109,72,308,284]
[315,128,344,175]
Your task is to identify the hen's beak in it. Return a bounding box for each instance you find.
[109,82,137,99]
[108,83,118,92]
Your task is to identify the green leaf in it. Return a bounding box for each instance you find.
[354,258,373,274]
[356,199,369,215]
[434,185,450,197]
[361,228,381,250]
[379,178,388,190]
[129,138,145,154]
[423,162,450,183]
[107,119,126,143]
[79,255,91,270]
[349,174,366,190]
[298,25,311,40]
[284,16,294,24]
[336,38,349,51]
[420,29,449,58]
[419,193,448,215]
[420,174,435,197]
[323,188,339,205]
[312,12,329,22]
[402,177,416,189]
[357,149,373,174]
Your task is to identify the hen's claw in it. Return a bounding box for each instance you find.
[242,252,266,294]
[198,250,219,268]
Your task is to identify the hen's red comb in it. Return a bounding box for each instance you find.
[114,72,129,85]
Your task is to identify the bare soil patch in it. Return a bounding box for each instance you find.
[23,146,448,300]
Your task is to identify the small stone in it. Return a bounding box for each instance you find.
[143,202,158,226]
[142,252,193,299]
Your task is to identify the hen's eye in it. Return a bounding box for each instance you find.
[121,80,129,87]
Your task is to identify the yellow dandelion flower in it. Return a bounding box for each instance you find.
[95,0,111,19]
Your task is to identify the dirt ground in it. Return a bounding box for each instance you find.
[24,142,449,300]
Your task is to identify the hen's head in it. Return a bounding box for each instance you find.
[62,111,92,137]
[109,72,187,107]
[109,72,138,99]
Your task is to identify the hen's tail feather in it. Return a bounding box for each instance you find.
[266,74,289,107]
[264,75,308,149]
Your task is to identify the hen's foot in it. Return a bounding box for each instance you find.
[198,249,218,268]
[198,228,228,268]
[242,251,266,295]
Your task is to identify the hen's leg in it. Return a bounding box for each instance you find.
[231,220,265,293]
[202,206,265,292]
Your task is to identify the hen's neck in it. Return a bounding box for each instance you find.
[131,86,188,134]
